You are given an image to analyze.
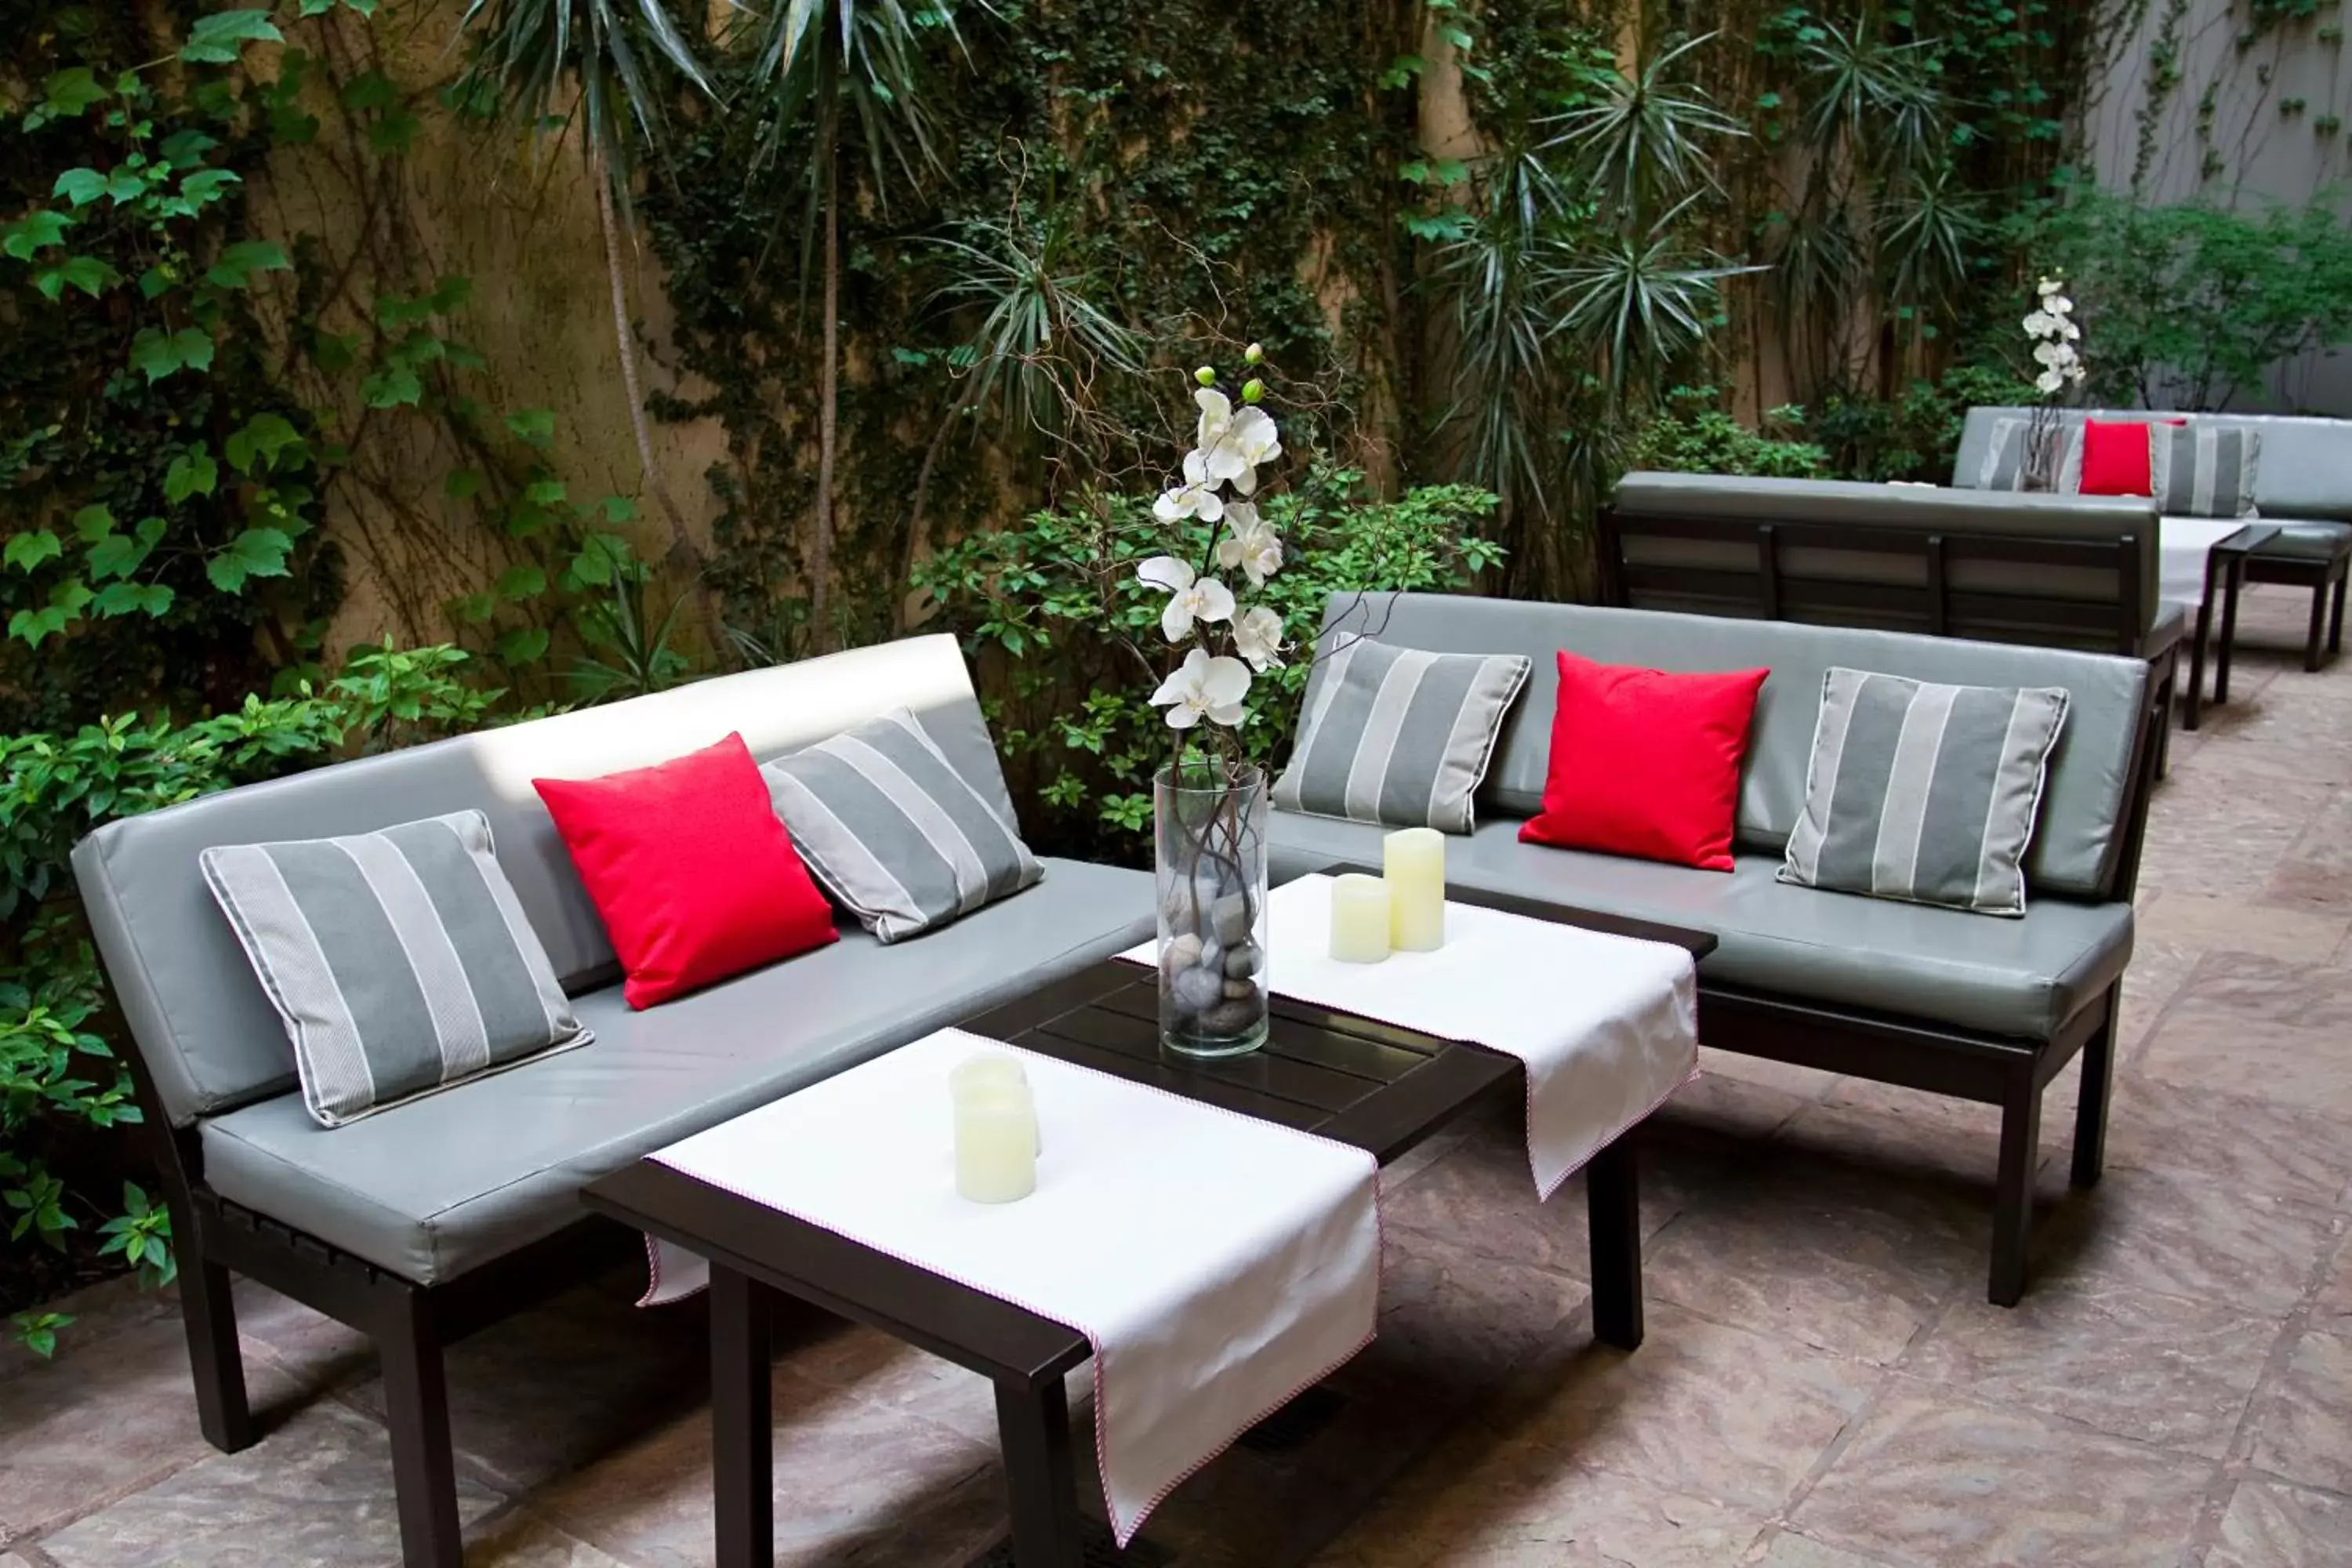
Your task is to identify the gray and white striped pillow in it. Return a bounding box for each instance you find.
[761,709,1044,943]
[1976,416,2083,492]
[1779,668,2070,916]
[2153,425,2260,518]
[201,811,590,1128]
[1272,639,1530,834]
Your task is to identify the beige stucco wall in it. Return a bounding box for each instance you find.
[2083,0,2352,412]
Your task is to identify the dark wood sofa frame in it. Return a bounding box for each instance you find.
[1588,507,2165,1306]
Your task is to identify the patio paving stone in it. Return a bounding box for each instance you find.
[2207,1478,2352,1568]
[2247,1328,2352,1496]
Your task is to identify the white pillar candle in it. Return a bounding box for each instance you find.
[952,1052,1040,1157]
[955,1094,1037,1203]
[1328,873,1393,964]
[1383,826,1446,951]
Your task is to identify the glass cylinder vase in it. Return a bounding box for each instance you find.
[1154,760,1270,1058]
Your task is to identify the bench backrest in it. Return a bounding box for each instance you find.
[1952,407,2352,524]
[72,633,1008,1127]
[1602,473,2161,655]
[1306,593,2150,904]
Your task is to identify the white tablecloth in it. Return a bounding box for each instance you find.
[640,1028,1378,1546]
[1125,874,1700,1199]
[2161,517,2252,608]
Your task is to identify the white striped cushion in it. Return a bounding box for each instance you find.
[761,709,1044,943]
[1976,416,2084,493]
[2153,425,2260,518]
[1778,668,2070,916]
[201,811,591,1127]
[1272,639,1530,834]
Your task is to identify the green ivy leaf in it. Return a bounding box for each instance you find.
[360,365,423,408]
[52,169,107,207]
[494,626,551,664]
[451,591,495,623]
[599,495,637,524]
[103,168,146,205]
[128,327,215,383]
[505,408,556,448]
[71,504,116,541]
[31,255,115,302]
[85,517,164,581]
[205,239,291,289]
[495,564,546,600]
[180,10,284,66]
[39,67,110,118]
[92,582,175,619]
[179,169,241,207]
[205,527,294,593]
[443,467,482,501]
[524,478,566,505]
[164,449,219,503]
[4,531,62,574]
[2,210,72,260]
[225,413,304,474]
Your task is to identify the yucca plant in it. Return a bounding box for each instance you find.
[736,0,980,646]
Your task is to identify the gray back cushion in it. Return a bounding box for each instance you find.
[72,633,1013,1127]
[1954,408,2352,524]
[1304,594,2146,903]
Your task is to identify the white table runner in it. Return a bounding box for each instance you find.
[2161,517,2251,608]
[1127,874,1699,1198]
[639,1027,1378,1546]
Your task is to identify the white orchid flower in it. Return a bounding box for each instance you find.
[2023,310,2056,337]
[1149,647,1252,729]
[1136,555,1234,642]
[2034,368,2065,394]
[2046,294,2074,317]
[1194,387,1236,455]
[1193,389,1283,494]
[2037,276,2063,296]
[1232,605,1285,671]
[1152,449,1225,524]
[1214,504,1285,587]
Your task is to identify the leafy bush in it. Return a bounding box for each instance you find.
[2038,192,2352,409]
[2,643,503,1352]
[1628,390,1831,480]
[914,472,1503,861]
[1811,362,2042,483]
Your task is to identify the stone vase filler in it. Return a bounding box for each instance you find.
[1155,760,1270,1057]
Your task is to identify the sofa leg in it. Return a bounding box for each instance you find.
[182,1253,256,1453]
[2332,570,2347,659]
[2071,993,2117,1190]
[379,1297,465,1568]
[1988,1080,2042,1308]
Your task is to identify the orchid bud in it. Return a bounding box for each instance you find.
[1194,365,1217,387]
[1241,378,1265,405]
[1243,342,1264,365]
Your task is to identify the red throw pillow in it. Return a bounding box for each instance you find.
[1519,652,1769,872]
[2078,417,2156,497]
[535,734,837,1007]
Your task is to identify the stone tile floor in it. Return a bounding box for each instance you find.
[5,586,2352,1567]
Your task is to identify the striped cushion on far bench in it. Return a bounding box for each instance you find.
[1274,639,1530,834]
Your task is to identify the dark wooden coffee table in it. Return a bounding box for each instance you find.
[583,882,1713,1568]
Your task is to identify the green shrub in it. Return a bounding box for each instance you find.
[1627,390,1832,480]
[913,470,1503,862]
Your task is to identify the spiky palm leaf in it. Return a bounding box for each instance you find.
[1541,33,1744,220]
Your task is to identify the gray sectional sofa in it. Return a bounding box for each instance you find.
[1954,407,2352,670]
[71,632,1155,1568]
[1276,593,2161,1309]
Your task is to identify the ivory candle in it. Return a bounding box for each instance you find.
[1383,826,1446,951]
[1328,873,1393,964]
[955,1094,1037,1203]
[951,1052,1040,1158]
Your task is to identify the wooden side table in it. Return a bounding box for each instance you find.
[2183,521,2280,730]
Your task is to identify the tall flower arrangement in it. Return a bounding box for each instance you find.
[1134,348,1290,1055]
[1137,350,1290,764]
[2020,275,2086,492]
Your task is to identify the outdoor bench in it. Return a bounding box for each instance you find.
[70,632,1156,1568]
[1269,592,2160,1309]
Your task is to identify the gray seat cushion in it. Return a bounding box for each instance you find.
[2251,520,2352,561]
[198,859,1152,1285]
[1269,811,2131,1040]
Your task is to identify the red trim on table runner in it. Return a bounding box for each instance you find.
[1530,1051,1703,1202]
[641,1033,1384,1548]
